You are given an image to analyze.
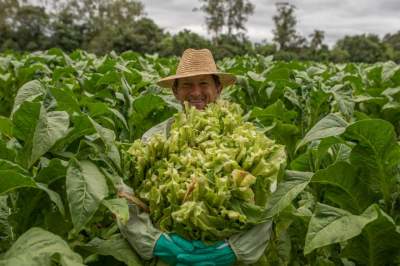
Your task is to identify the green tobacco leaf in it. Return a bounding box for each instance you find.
[130,94,177,140]
[304,203,378,255]
[296,114,348,151]
[37,183,66,217]
[66,159,109,233]
[0,160,65,216]
[102,198,129,224]
[0,116,13,136]
[0,170,36,194]
[11,80,45,115]
[0,227,84,266]
[250,100,297,123]
[0,159,36,194]
[29,110,69,167]
[342,208,400,265]
[311,161,374,213]
[53,115,120,170]
[52,114,95,150]
[50,86,80,115]
[81,234,143,266]
[35,158,68,184]
[89,117,121,170]
[13,102,69,168]
[86,102,129,131]
[264,171,313,218]
[291,137,344,172]
[0,158,28,174]
[12,101,41,142]
[0,139,16,162]
[344,119,400,199]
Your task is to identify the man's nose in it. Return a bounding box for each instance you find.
[190,84,202,96]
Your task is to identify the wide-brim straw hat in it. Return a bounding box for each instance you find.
[157,48,236,88]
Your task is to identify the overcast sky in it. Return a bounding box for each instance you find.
[144,0,400,46]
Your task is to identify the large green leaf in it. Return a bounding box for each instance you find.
[37,183,66,217]
[296,113,348,151]
[250,100,297,123]
[52,114,96,150]
[35,158,68,184]
[304,203,378,255]
[344,119,400,202]
[264,171,313,218]
[130,94,177,140]
[13,101,69,168]
[86,102,129,131]
[11,80,45,115]
[0,159,66,216]
[0,159,35,194]
[0,227,84,266]
[12,101,41,141]
[53,115,120,170]
[29,110,69,167]
[0,116,13,136]
[66,159,109,233]
[102,198,129,224]
[0,139,16,161]
[50,86,80,115]
[341,208,400,265]
[81,234,143,266]
[89,117,121,170]
[311,161,374,213]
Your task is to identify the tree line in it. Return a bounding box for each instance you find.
[1,0,399,63]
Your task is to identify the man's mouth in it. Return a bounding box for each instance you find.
[189,99,206,109]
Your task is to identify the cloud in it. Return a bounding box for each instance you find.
[144,0,400,46]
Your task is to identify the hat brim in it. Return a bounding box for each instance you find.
[157,71,236,89]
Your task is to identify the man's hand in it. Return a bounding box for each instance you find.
[177,240,236,266]
[116,179,149,212]
[154,234,194,265]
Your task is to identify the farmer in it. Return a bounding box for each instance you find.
[118,48,272,266]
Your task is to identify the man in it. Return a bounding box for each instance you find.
[118,49,272,266]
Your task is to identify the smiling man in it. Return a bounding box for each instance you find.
[158,48,236,110]
[118,48,273,266]
[173,74,220,110]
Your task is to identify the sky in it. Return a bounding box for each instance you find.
[143,0,400,47]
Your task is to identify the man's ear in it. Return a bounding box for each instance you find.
[172,79,179,97]
[172,87,179,98]
[217,85,223,95]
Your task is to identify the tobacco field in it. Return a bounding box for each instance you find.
[0,49,400,265]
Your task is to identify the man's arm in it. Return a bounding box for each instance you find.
[228,220,273,264]
[118,204,161,260]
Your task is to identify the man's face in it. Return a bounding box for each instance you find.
[173,74,221,110]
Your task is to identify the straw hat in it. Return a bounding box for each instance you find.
[157,48,236,88]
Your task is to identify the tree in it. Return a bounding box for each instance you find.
[383,31,400,51]
[335,34,389,63]
[225,0,254,36]
[197,0,225,39]
[383,31,400,62]
[11,5,51,51]
[50,9,89,52]
[0,0,19,44]
[272,2,301,51]
[213,33,254,59]
[57,0,146,54]
[162,29,211,56]
[309,30,325,51]
[254,41,277,56]
[197,0,254,39]
[92,17,166,55]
